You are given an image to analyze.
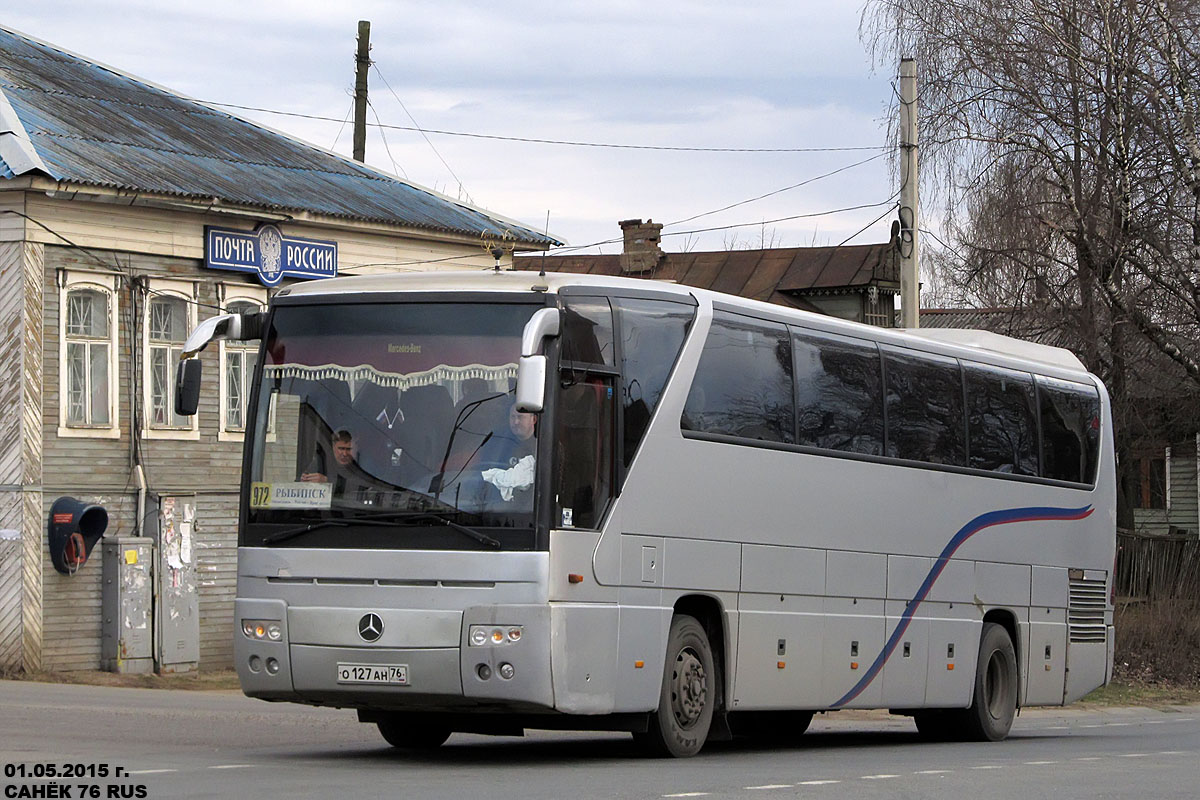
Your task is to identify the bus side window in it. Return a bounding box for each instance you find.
[883,348,966,466]
[682,312,794,443]
[1038,377,1101,484]
[614,297,695,468]
[964,363,1038,476]
[793,329,883,456]
[554,376,615,528]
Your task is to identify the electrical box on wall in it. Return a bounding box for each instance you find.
[154,495,199,674]
[101,537,154,674]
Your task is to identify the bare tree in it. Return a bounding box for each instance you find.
[863,0,1200,526]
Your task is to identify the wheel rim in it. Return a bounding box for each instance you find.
[670,645,707,729]
[984,649,1011,720]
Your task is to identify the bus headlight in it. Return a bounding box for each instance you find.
[242,619,283,641]
[468,624,523,646]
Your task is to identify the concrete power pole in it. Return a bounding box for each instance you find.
[352,20,371,163]
[899,58,920,328]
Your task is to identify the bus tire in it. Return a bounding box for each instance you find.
[636,614,715,758]
[961,622,1018,741]
[376,715,452,749]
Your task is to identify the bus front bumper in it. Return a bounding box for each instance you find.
[235,598,554,711]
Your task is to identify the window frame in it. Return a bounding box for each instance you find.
[141,277,199,440]
[217,284,268,442]
[57,270,121,439]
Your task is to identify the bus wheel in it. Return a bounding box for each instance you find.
[376,715,452,749]
[636,614,715,758]
[962,622,1018,741]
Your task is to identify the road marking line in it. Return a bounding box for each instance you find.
[1145,721,1166,725]
[746,785,793,790]
[1119,754,1149,758]
[663,794,709,798]
[1044,725,1070,730]
[1106,723,1133,727]
[1075,757,1103,762]
[1158,751,1186,755]
[209,764,256,770]
[1025,761,1059,765]
[914,769,953,774]
[128,769,177,775]
[798,780,840,785]
[970,765,1003,770]
[1080,724,1104,728]
[862,774,899,780]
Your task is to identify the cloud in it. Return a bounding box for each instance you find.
[9,0,900,252]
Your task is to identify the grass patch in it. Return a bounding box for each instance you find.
[1081,682,1200,707]
[1114,597,1200,688]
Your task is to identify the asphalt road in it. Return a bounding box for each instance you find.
[1,680,1197,799]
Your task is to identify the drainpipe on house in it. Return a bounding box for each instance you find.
[135,463,147,537]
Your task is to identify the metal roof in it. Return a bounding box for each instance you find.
[0,26,558,246]
[512,241,898,306]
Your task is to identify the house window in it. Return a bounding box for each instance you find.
[219,290,266,441]
[863,287,893,328]
[58,272,120,439]
[1133,451,1168,510]
[142,279,198,439]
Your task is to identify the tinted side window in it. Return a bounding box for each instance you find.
[561,297,615,366]
[554,376,616,529]
[793,330,883,455]
[965,364,1038,476]
[616,298,695,468]
[1039,377,1101,483]
[884,349,966,465]
[682,312,794,443]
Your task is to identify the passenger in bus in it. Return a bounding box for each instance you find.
[300,429,377,503]
[479,403,537,502]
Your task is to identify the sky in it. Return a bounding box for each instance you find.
[5,0,901,255]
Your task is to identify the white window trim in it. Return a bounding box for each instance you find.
[142,277,200,441]
[57,270,120,439]
[1165,445,1172,511]
[218,284,268,443]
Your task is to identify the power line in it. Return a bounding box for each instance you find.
[203,98,889,153]
[366,97,409,180]
[371,64,471,202]
[662,196,901,240]
[664,152,889,229]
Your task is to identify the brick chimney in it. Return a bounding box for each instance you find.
[619,218,664,274]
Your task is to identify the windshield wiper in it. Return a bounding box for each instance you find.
[261,516,397,545]
[354,510,502,549]
[259,511,501,549]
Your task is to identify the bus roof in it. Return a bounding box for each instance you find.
[278,270,1090,377]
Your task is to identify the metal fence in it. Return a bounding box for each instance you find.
[1116,530,1200,601]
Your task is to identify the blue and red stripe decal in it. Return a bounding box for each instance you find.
[829,504,1094,708]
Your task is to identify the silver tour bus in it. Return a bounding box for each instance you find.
[177,270,1115,757]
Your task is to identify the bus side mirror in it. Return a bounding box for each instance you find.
[175,358,202,416]
[515,308,560,413]
[48,496,108,575]
[516,356,547,412]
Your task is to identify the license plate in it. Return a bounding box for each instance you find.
[336,663,409,685]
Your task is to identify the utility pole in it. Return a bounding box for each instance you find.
[899,57,920,328]
[352,20,371,163]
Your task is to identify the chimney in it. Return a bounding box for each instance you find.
[619,218,664,274]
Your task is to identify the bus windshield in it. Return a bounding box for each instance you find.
[243,301,543,550]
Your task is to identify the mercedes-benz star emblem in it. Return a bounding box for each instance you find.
[358,613,384,642]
